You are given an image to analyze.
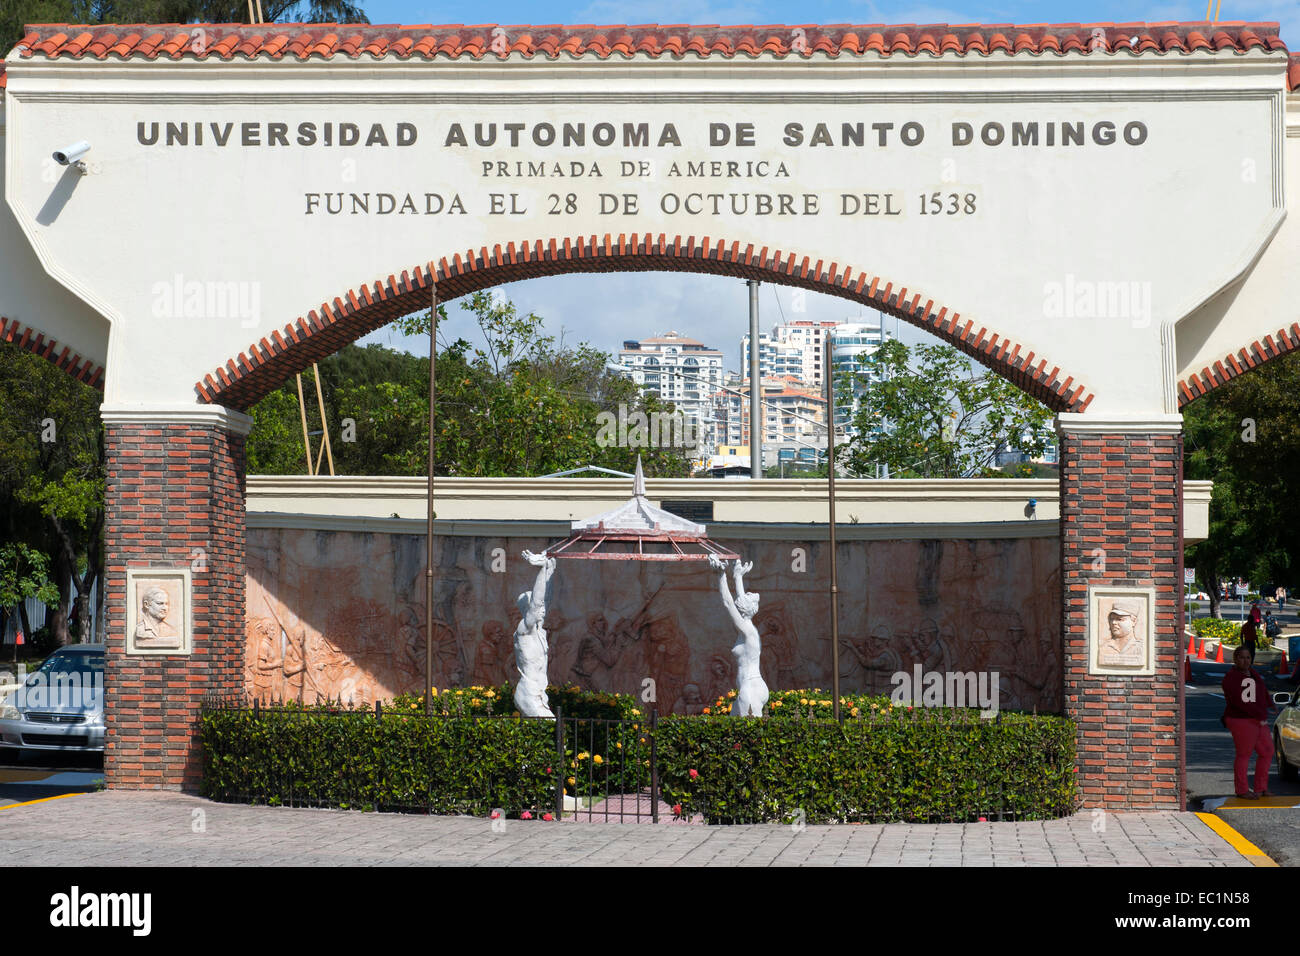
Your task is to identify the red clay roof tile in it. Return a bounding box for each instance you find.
[6,21,1289,65]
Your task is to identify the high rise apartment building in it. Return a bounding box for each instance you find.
[617,331,724,445]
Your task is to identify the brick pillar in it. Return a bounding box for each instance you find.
[101,405,251,791]
[1057,413,1184,810]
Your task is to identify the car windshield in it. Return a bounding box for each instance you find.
[31,650,104,681]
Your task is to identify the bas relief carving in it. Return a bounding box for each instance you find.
[126,569,190,655]
[245,529,1062,713]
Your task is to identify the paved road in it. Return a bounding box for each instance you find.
[1185,657,1300,866]
[0,752,102,807]
[0,790,1252,866]
[0,653,1293,865]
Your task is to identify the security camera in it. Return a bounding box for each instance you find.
[52,141,91,167]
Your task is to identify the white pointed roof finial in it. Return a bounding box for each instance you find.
[633,455,646,497]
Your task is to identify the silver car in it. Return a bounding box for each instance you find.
[1274,687,1300,781]
[0,644,105,756]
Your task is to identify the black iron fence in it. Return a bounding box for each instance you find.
[199,696,1077,825]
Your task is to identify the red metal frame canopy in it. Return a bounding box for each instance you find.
[546,459,738,562]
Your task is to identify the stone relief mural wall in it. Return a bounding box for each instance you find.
[245,528,1062,713]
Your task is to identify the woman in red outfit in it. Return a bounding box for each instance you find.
[1222,645,1274,799]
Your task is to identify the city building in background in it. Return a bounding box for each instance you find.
[617,331,724,446]
[829,319,893,438]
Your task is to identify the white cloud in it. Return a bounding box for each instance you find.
[365,271,940,369]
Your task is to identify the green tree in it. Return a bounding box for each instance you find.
[1183,351,1300,618]
[841,339,1055,478]
[0,542,60,656]
[0,342,104,645]
[3,0,368,54]
[247,292,694,479]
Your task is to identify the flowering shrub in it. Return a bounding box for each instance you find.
[390,682,641,720]
[657,708,1077,824]
[200,700,556,817]
[1190,616,1272,648]
[202,690,1075,824]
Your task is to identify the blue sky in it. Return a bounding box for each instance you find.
[360,0,1298,368]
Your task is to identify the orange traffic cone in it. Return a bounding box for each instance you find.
[1279,650,1289,673]
[1197,636,1208,659]
[1187,634,1197,657]
[1215,642,1226,663]
[1184,655,1193,684]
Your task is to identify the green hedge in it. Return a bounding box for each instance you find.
[389,682,644,720]
[202,695,1076,823]
[201,703,557,815]
[1190,616,1272,648]
[657,709,1076,824]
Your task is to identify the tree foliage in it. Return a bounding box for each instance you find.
[2,0,367,55]
[0,343,104,644]
[1183,351,1300,616]
[247,291,694,479]
[841,339,1055,478]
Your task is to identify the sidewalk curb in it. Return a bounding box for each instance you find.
[1194,811,1279,867]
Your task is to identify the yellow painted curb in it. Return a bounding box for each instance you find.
[1196,812,1278,867]
[0,792,81,811]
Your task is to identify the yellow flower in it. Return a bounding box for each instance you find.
[471,698,482,706]
[430,688,439,696]
[409,703,417,710]
[631,708,641,716]
[615,742,623,750]
[727,690,737,698]
[772,700,783,708]
[567,776,576,786]
[485,689,496,699]
[851,707,860,718]
[577,751,589,761]
[800,698,808,705]
[593,754,603,766]
[820,700,831,707]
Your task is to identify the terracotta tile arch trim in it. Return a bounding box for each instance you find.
[0,315,104,388]
[194,234,1094,413]
[1178,321,1300,406]
[10,21,1290,63]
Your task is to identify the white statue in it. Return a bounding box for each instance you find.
[708,555,768,717]
[513,550,557,718]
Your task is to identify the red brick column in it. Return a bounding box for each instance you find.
[101,406,250,791]
[1058,415,1184,809]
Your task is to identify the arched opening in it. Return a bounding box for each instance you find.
[195,234,1093,415]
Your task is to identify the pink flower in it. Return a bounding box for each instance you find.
[542,812,554,821]
[490,810,501,820]
[520,811,533,820]
[672,803,683,816]
[689,768,699,779]
[733,743,742,750]
[978,816,987,822]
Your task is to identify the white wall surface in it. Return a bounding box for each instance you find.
[2,53,1289,415]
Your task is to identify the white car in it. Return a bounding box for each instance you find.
[0,644,105,757]
[1274,687,1300,781]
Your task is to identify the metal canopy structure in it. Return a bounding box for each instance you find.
[546,458,739,562]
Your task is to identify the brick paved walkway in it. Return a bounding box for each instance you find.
[0,791,1252,866]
